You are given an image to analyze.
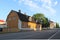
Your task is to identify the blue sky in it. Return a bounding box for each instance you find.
[0,0,60,24]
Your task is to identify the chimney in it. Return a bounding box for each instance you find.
[19,10,21,13]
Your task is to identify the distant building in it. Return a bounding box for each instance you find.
[4,10,42,32]
[49,21,56,29]
[0,20,7,28]
[0,20,7,32]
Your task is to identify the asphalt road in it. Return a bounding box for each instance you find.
[0,28,60,39]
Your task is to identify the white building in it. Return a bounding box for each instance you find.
[50,21,56,29]
[0,20,7,28]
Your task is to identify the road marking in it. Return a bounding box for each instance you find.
[48,31,58,40]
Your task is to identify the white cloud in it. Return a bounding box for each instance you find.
[18,0,24,3]
[54,1,58,6]
[18,0,40,12]
[22,0,39,9]
[41,0,51,4]
[13,0,16,2]
[18,0,58,15]
[34,0,41,2]
[49,7,56,15]
[40,0,58,15]
[41,0,52,7]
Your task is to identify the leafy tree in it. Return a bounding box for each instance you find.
[56,23,60,28]
[33,13,49,27]
[33,13,45,20]
[43,17,50,27]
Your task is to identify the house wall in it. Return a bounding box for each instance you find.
[18,19,22,30]
[28,22,37,31]
[50,22,55,29]
[3,28,19,32]
[36,24,42,31]
[6,11,23,32]
[21,22,32,30]
[6,11,42,31]
[36,24,40,28]
[22,22,28,28]
[7,11,19,29]
[36,24,40,30]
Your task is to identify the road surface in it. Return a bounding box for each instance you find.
[0,28,60,40]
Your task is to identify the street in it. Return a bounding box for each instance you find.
[0,28,60,39]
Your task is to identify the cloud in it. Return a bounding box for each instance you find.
[41,0,51,4]
[18,0,40,12]
[13,0,16,2]
[18,0,58,15]
[18,0,39,8]
[18,0,24,3]
[40,0,58,15]
[54,1,58,6]
[41,0,52,7]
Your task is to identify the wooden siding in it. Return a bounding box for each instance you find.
[22,22,28,28]
[7,12,19,28]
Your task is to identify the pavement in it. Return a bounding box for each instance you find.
[0,28,60,40]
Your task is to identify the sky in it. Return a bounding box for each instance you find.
[0,0,60,24]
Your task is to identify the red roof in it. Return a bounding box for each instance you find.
[0,20,5,22]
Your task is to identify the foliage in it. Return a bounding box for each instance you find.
[33,13,50,27]
[56,23,60,28]
[33,13,45,20]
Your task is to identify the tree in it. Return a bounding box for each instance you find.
[33,13,45,20]
[56,23,60,28]
[43,17,50,27]
[33,13,49,27]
